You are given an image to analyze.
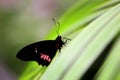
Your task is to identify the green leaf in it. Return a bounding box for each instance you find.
[95,34,120,80]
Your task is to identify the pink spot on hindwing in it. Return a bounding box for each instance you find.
[40,53,51,62]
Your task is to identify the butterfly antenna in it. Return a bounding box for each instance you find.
[52,18,60,36]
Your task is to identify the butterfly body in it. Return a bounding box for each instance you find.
[16,36,65,66]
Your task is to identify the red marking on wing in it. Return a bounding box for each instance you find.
[40,53,51,62]
[55,44,59,49]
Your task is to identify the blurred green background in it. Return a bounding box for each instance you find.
[0,0,74,79]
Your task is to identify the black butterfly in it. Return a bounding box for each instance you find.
[16,35,67,66]
[16,19,69,66]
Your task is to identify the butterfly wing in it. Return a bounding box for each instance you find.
[16,40,57,66]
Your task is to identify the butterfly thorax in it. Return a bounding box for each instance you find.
[55,36,64,52]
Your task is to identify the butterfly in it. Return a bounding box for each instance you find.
[16,19,69,66]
